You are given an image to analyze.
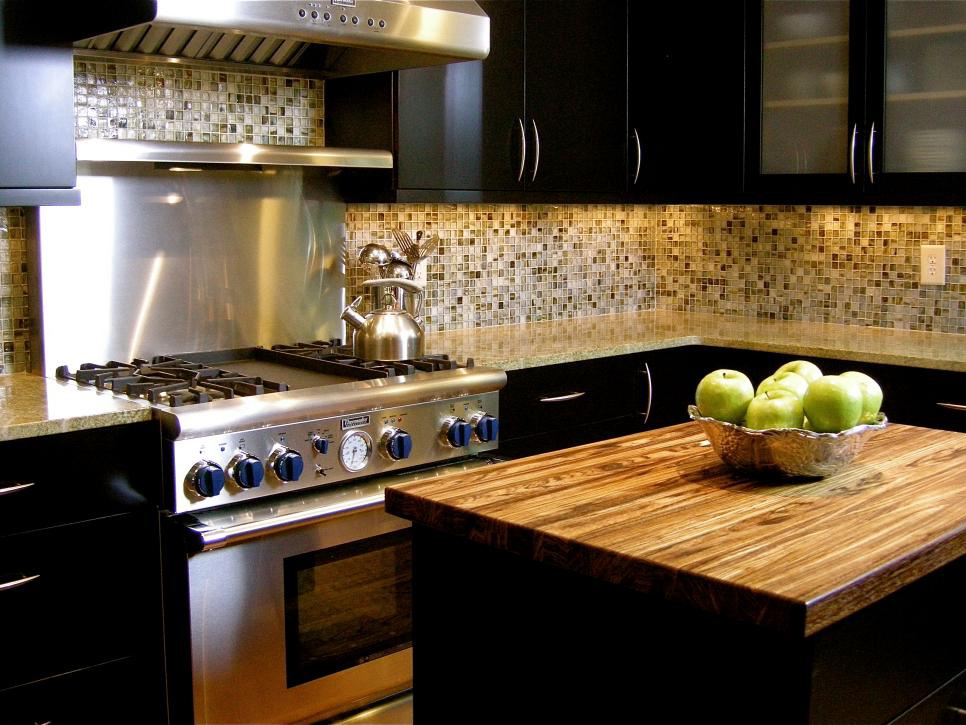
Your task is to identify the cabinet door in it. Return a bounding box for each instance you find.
[524,0,627,194]
[864,0,966,201]
[628,3,746,202]
[396,0,525,193]
[747,0,867,200]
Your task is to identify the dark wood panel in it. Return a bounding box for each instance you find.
[389,422,966,636]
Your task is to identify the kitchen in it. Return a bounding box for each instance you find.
[1,0,964,723]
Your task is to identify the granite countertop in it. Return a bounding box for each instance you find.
[0,373,152,442]
[426,310,966,372]
[386,421,966,637]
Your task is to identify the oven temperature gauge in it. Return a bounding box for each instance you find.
[339,430,372,472]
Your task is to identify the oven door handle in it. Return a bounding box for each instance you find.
[184,494,387,552]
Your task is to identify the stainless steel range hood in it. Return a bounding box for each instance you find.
[72,0,489,76]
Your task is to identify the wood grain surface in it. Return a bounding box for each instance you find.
[385,422,966,636]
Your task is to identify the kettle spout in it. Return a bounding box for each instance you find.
[341,296,366,329]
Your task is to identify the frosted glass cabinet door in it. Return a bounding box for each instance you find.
[883,1,966,173]
[760,0,851,175]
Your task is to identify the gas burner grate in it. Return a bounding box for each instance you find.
[269,340,473,378]
[56,357,289,407]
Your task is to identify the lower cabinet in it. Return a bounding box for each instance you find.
[498,345,963,457]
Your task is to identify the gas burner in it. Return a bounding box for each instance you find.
[270,340,473,376]
[56,358,289,407]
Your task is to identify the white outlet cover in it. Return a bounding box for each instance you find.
[920,244,946,285]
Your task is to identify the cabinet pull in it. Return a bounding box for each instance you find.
[0,480,34,496]
[539,392,585,403]
[516,118,527,182]
[0,573,40,592]
[937,402,966,411]
[867,121,876,184]
[642,363,652,425]
[848,123,858,184]
[531,119,541,182]
[632,127,642,185]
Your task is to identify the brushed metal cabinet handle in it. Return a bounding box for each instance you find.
[642,363,652,425]
[937,402,966,411]
[516,117,526,183]
[632,127,642,185]
[867,121,876,184]
[0,573,40,592]
[849,123,858,184]
[0,481,34,496]
[539,392,585,403]
[530,118,541,183]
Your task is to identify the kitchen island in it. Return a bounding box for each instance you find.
[386,423,966,723]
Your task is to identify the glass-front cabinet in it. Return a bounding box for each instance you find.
[748,0,966,202]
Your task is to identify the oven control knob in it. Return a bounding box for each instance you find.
[190,461,225,498]
[272,449,304,481]
[383,428,413,461]
[472,414,500,443]
[311,435,330,454]
[441,418,473,448]
[230,454,264,489]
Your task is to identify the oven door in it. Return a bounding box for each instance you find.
[184,491,412,725]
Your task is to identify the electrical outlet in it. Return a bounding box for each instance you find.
[920,244,946,285]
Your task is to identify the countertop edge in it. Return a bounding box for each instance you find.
[0,407,154,442]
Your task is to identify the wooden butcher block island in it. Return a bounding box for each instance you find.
[386,423,966,724]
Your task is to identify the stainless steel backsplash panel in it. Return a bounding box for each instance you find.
[34,162,346,373]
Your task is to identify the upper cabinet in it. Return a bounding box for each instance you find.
[627,4,746,202]
[330,0,628,202]
[747,0,966,203]
[0,2,79,206]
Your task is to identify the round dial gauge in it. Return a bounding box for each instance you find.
[339,431,372,472]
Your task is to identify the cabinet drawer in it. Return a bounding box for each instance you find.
[0,656,149,725]
[0,511,158,690]
[0,421,159,536]
[500,354,650,444]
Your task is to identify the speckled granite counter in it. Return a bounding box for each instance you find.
[0,373,152,442]
[426,310,966,372]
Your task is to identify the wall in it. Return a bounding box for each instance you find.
[2,58,962,372]
[346,204,965,335]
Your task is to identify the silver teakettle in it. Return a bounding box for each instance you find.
[341,279,425,361]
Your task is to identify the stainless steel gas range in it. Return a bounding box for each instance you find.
[30,147,504,724]
[57,341,504,725]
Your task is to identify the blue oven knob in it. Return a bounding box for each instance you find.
[312,435,330,454]
[273,449,304,481]
[230,455,264,489]
[442,418,473,448]
[474,414,500,443]
[190,461,225,497]
[384,429,413,460]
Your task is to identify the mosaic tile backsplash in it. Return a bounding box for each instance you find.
[73,58,324,145]
[0,208,29,374]
[346,204,965,335]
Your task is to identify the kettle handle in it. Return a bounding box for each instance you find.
[363,278,426,294]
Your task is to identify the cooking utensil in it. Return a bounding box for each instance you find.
[358,243,393,275]
[412,233,440,283]
[391,228,421,265]
[342,279,426,360]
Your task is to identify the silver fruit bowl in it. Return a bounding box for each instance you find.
[688,405,888,478]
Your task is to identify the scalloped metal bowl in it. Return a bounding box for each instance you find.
[688,405,888,478]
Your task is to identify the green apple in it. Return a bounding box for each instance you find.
[803,375,864,433]
[840,370,884,424]
[744,390,805,430]
[695,369,755,424]
[775,360,823,384]
[756,371,809,400]
[802,416,814,431]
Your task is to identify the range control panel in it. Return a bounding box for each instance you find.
[169,393,500,513]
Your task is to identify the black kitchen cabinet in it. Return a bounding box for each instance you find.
[0,1,79,206]
[747,0,966,203]
[0,422,166,724]
[329,0,628,202]
[627,3,746,202]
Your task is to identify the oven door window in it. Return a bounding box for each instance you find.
[284,528,412,687]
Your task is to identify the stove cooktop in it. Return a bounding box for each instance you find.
[56,340,474,408]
